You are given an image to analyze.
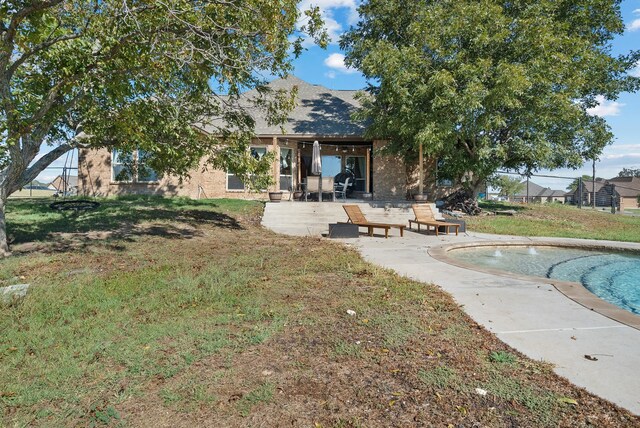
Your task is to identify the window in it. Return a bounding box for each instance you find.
[346,156,366,191]
[137,150,159,182]
[321,155,342,178]
[279,148,293,191]
[227,146,267,191]
[112,149,159,183]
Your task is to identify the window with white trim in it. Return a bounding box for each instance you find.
[112,149,159,183]
[226,147,267,191]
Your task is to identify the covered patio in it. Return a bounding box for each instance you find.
[275,138,373,201]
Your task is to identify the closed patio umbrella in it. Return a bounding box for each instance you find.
[311,140,321,175]
[311,140,323,201]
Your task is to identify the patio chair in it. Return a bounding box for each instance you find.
[334,177,351,202]
[409,204,459,236]
[341,204,405,238]
[304,176,335,201]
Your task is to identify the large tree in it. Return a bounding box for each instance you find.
[341,0,639,193]
[0,0,326,255]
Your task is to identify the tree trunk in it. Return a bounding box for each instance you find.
[0,142,73,258]
[0,196,10,257]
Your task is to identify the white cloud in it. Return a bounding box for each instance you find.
[630,9,640,31]
[601,153,640,160]
[586,95,624,117]
[325,70,337,79]
[298,0,360,44]
[324,53,357,74]
[605,143,640,150]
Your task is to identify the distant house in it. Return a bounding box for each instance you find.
[512,181,565,203]
[49,175,78,194]
[567,178,606,207]
[593,176,640,211]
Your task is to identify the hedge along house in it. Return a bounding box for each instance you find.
[78,76,441,200]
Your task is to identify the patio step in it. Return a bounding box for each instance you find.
[261,201,442,237]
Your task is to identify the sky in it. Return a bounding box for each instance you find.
[34,0,640,191]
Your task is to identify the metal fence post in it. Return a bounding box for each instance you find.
[577,177,582,209]
[611,184,616,214]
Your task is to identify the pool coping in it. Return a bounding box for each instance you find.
[429,240,640,331]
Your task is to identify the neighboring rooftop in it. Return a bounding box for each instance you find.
[514,181,565,198]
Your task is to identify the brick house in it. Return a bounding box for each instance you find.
[567,178,606,207]
[78,76,445,201]
[594,176,640,211]
[511,180,565,203]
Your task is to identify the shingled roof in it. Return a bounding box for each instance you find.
[200,76,367,138]
[608,176,640,197]
[514,181,565,198]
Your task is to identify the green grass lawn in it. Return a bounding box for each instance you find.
[1,197,637,427]
[467,201,640,242]
[8,189,56,198]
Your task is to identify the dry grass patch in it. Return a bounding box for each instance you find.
[1,197,638,427]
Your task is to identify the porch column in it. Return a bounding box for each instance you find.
[272,136,279,192]
[297,142,302,190]
[366,147,371,193]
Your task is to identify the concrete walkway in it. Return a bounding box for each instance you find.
[262,204,640,414]
[346,230,640,415]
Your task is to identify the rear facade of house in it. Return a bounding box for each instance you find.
[78,76,448,201]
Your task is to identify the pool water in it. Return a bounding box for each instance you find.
[449,246,640,315]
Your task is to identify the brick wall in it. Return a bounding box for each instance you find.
[79,139,425,202]
[371,140,407,200]
[78,138,278,200]
[620,196,639,211]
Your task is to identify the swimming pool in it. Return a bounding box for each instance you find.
[447,245,640,316]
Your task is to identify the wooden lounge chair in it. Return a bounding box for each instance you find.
[341,204,405,238]
[409,204,459,236]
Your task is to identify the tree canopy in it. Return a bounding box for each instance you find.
[341,0,639,191]
[618,167,640,178]
[488,175,524,200]
[0,0,325,255]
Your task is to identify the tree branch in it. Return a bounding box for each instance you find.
[2,0,64,47]
[7,33,83,79]
[14,142,74,192]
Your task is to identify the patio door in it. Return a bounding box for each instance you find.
[280,148,293,191]
[346,156,366,191]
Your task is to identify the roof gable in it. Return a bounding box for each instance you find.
[201,76,367,137]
